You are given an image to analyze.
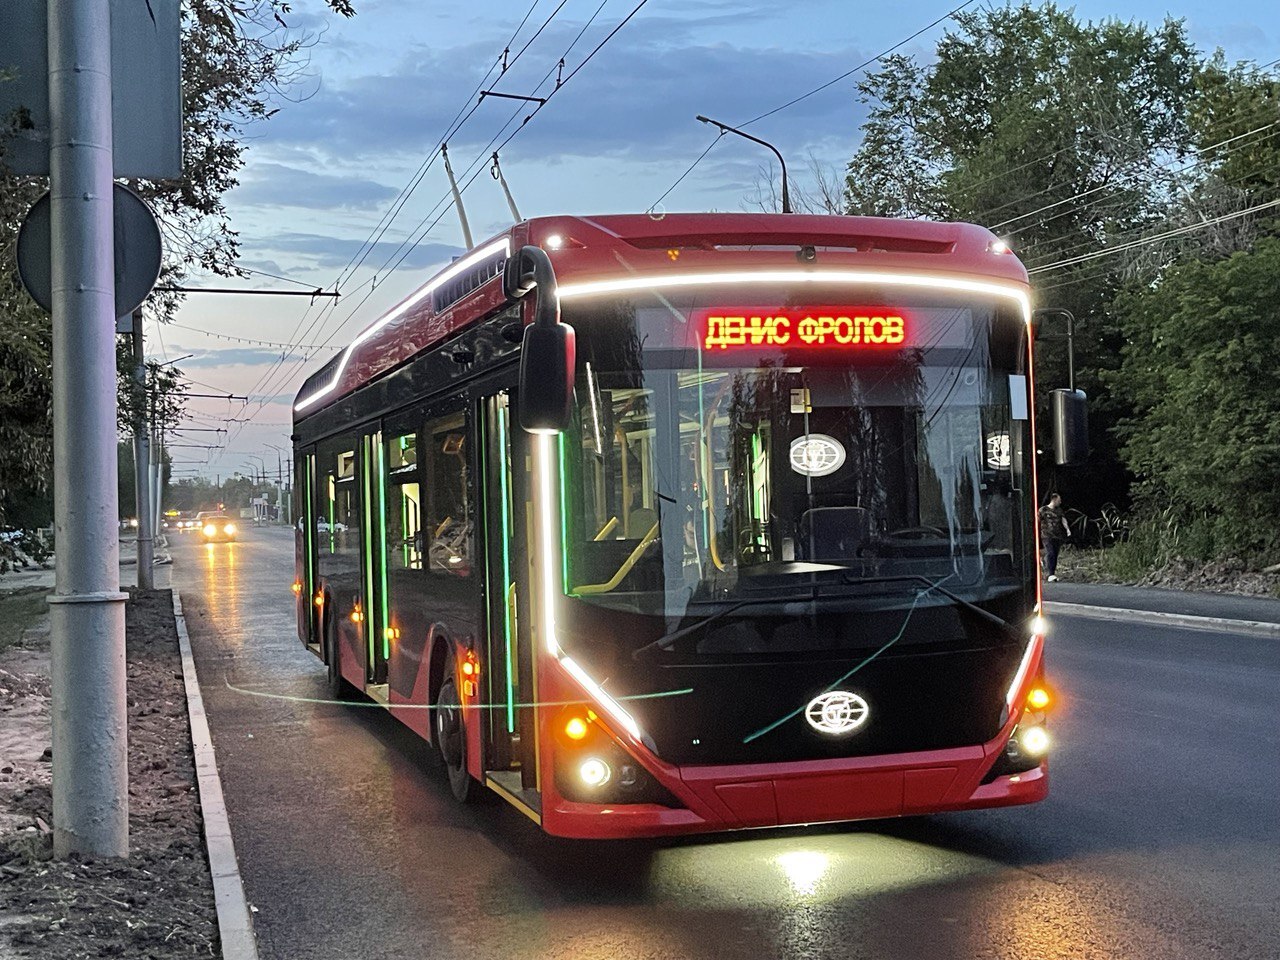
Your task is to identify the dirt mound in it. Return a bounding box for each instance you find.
[0,589,218,959]
[1135,557,1280,597]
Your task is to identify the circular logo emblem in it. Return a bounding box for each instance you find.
[789,434,846,478]
[805,691,870,735]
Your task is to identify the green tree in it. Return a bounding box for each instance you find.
[842,2,1200,518]
[0,1,355,567]
[1113,237,1280,557]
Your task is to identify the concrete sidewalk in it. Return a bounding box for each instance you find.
[1044,581,1280,626]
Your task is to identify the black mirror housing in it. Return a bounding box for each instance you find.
[1051,388,1088,465]
[507,245,575,434]
[519,322,575,433]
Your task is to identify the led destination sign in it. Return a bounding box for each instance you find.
[698,307,907,351]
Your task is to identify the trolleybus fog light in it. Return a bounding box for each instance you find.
[579,758,611,787]
[618,764,639,788]
[1020,725,1050,757]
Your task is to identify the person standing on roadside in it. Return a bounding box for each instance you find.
[1038,493,1071,582]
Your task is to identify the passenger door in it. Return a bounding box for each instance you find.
[480,388,539,792]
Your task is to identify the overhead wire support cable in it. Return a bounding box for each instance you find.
[233,0,637,438]
[155,285,340,298]
[232,0,563,418]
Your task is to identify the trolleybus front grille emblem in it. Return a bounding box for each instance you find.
[805,691,870,735]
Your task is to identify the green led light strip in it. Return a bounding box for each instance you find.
[498,401,515,733]
[305,455,315,631]
[362,440,376,669]
[557,433,569,591]
[377,434,390,662]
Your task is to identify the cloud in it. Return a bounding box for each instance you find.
[230,163,401,211]
[181,348,302,369]
[260,13,875,170]
[248,231,464,272]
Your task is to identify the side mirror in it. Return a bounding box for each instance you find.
[505,245,575,434]
[1051,388,1088,465]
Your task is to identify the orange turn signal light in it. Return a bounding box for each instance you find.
[564,716,589,741]
[1027,687,1051,710]
[314,593,324,607]
[292,581,303,595]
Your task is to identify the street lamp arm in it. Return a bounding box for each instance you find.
[695,114,792,214]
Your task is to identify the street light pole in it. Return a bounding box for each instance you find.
[266,443,288,525]
[695,114,792,214]
[129,308,153,590]
[46,0,129,858]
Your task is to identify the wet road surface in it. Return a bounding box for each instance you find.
[172,526,1280,960]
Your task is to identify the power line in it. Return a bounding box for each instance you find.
[1027,197,1280,275]
[648,1,977,209]
[228,0,630,437]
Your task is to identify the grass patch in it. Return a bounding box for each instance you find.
[0,587,51,655]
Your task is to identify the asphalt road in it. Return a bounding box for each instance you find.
[171,526,1280,960]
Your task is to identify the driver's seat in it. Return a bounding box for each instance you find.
[798,507,870,561]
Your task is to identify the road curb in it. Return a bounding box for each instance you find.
[172,592,260,960]
[1049,600,1280,638]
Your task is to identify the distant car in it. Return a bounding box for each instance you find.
[316,519,348,533]
[199,514,237,543]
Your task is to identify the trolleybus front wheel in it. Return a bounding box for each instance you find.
[435,652,480,803]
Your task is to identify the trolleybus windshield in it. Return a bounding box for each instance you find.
[557,285,1034,657]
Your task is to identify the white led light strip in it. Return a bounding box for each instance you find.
[1005,632,1044,710]
[558,269,1032,323]
[294,237,511,412]
[535,434,642,742]
[539,268,1031,746]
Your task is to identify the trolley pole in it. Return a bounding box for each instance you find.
[46,0,129,858]
[131,309,155,589]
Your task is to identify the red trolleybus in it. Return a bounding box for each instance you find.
[291,214,1055,838]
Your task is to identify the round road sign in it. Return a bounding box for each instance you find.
[16,183,163,317]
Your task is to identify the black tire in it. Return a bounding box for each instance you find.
[324,604,351,701]
[435,651,480,803]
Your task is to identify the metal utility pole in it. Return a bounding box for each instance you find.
[130,308,154,589]
[46,0,128,858]
[695,115,792,214]
[267,443,288,524]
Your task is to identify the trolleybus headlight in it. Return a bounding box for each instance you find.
[224,523,236,536]
[1019,725,1050,757]
[579,758,611,787]
[203,524,216,537]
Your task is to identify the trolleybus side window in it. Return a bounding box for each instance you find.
[386,432,422,571]
[422,411,473,578]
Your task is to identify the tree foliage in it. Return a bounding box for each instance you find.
[839,3,1280,534]
[0,1,355,564]
[1112,237,1280,556]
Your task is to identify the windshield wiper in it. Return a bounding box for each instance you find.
[631,592,817,660]
[840,573,1020,639]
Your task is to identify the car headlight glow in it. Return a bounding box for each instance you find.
[579,758,611,787]
[1019,725,1050,757]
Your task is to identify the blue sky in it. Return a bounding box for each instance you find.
[167,0,1276,480]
